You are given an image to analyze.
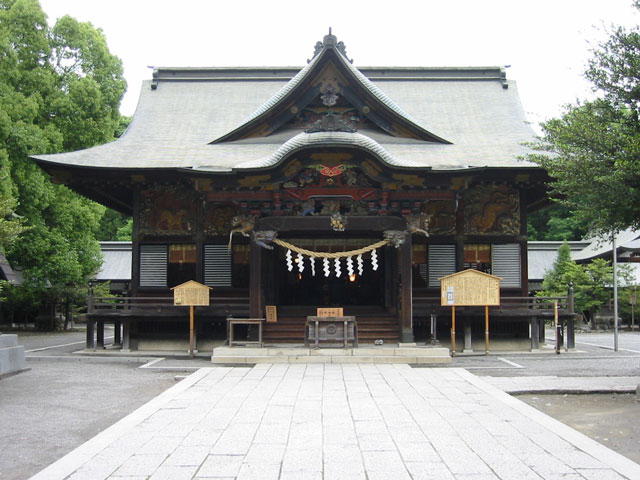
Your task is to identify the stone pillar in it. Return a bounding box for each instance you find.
[122,320,131,351]
[463,320,473,352]
[530,317,539,350]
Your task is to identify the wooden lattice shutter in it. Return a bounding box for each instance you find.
[139,245,167,287]
[428,245,456,287]
[492,243,521,288]
[204,245,232,287]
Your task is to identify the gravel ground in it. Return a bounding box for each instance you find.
[520,393,640,465]
[0,359,179,480]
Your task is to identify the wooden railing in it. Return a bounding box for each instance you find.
[497,296,569,311]
[88,295,249,316]
[413,295,573,317]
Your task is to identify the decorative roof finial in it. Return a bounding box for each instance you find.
[308,29,353,63]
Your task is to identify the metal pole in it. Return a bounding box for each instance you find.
[189,305,195,359]
[451,306,456,357]
[632,293,635,331]
[613,232,619,352]
[554,300,560,354]
[485,305,489,355]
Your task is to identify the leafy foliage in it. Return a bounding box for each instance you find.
[529,4,640,235]
[0,0,126,324]
[96,208,131,241]
[540,241,635,323]
[527,204,590,241]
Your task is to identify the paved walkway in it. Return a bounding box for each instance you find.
[30,365,640,480]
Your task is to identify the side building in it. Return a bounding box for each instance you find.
[31,33,549,351]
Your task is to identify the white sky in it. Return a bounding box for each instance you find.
[39,0,639,129]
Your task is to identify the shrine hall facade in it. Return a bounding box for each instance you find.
[32,33,548,351]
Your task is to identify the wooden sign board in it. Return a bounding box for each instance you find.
[171,280,211,306]
[317,307,344,317]
[266,305,278,323]
[440,269,501,306]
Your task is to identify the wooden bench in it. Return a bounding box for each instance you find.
[227,317,265,347]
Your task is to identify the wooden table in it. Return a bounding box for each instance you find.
[305,316,358,348]
[227,317,265,347]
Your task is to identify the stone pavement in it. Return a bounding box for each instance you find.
[29,365,640,480]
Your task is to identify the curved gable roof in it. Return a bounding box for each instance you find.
[211,32,450,145]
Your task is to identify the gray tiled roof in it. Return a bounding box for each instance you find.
[572,228,640,262]
[94,242,132,281]
[527,241,591,281]
[32,66,539,172]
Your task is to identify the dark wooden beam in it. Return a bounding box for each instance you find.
[257,215,405,232]
[400,234,413,343]
[250,241,262,318]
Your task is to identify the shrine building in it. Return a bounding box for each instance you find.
[31,32,549,351]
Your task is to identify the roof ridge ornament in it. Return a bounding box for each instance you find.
[305,109,357,133]
[308,28,353,64]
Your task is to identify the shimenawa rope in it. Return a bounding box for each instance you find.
[272,238,388,258]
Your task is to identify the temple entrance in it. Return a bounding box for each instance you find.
[273,238,386,306]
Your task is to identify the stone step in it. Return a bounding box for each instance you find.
[0,334,26,378]
[211,346,451,364]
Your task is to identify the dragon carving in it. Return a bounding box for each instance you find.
[228,215,256,249]
[404,212,431,237]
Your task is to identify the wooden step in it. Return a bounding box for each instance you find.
[263,315,400,344]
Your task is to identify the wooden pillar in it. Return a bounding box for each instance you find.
[400,235,413,343]
[97,320,104,348]
[249,241,262,318]
[384,246,393,309]
[86,317,95,350]
[114,321,122,344]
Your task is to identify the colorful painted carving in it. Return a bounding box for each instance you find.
[140,186,196,235]
[228,215,257,249]
[204,204,237,236]
[404,212,430,237]
[464,185,520,235]
[423,200,456,235]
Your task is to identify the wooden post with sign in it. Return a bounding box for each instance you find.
[440,269,501,356]
[171,280,211,358]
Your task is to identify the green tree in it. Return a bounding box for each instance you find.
[527,204,590,241]
[529,1,640,235]
[540,242,634,325]
[0,0,126,327]
[96,208,131,241]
